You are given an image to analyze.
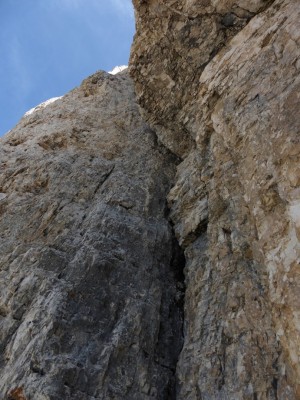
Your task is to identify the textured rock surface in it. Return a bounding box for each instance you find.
[1,0,300,398]
[131,0,300,398]
[130,0,274,157]
[0,71,184,399]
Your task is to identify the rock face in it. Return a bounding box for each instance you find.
[130,0,274,158]
[130,0,300,399]
[0,71,184,399]
[1,0,300,399]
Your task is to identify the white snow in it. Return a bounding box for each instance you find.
[24,97,62,117]
[108,65,128,75]
[23,66,128,119]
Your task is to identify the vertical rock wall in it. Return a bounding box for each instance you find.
[0,72,183,399]
[130,0,300,398]
[1,0,300,398]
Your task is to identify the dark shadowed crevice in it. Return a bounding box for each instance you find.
[154,214,186,400]
[170,233,186,400]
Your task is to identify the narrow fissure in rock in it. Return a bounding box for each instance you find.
[155,220,186,400]
[171,234,186,400]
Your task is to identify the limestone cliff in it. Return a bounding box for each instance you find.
[130,0,300,398]
[0,0,300,399]
[0,72,183,399]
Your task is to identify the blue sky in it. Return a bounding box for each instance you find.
[0,0,135,136]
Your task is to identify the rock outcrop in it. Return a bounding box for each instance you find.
[0,0,300,399]
[130,0,300,398]
[0,71,184,399]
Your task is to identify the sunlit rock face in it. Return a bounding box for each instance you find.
[0,71,184,400]
[130,0,274,158]
[1,0,300,399]
[131,0,300,398]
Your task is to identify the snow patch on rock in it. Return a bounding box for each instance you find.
[25,97,62,117]
[108,65,128,75]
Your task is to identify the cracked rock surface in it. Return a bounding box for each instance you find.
[1,0,300,398]
[0,71,184,399]
[131,0,300,398]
